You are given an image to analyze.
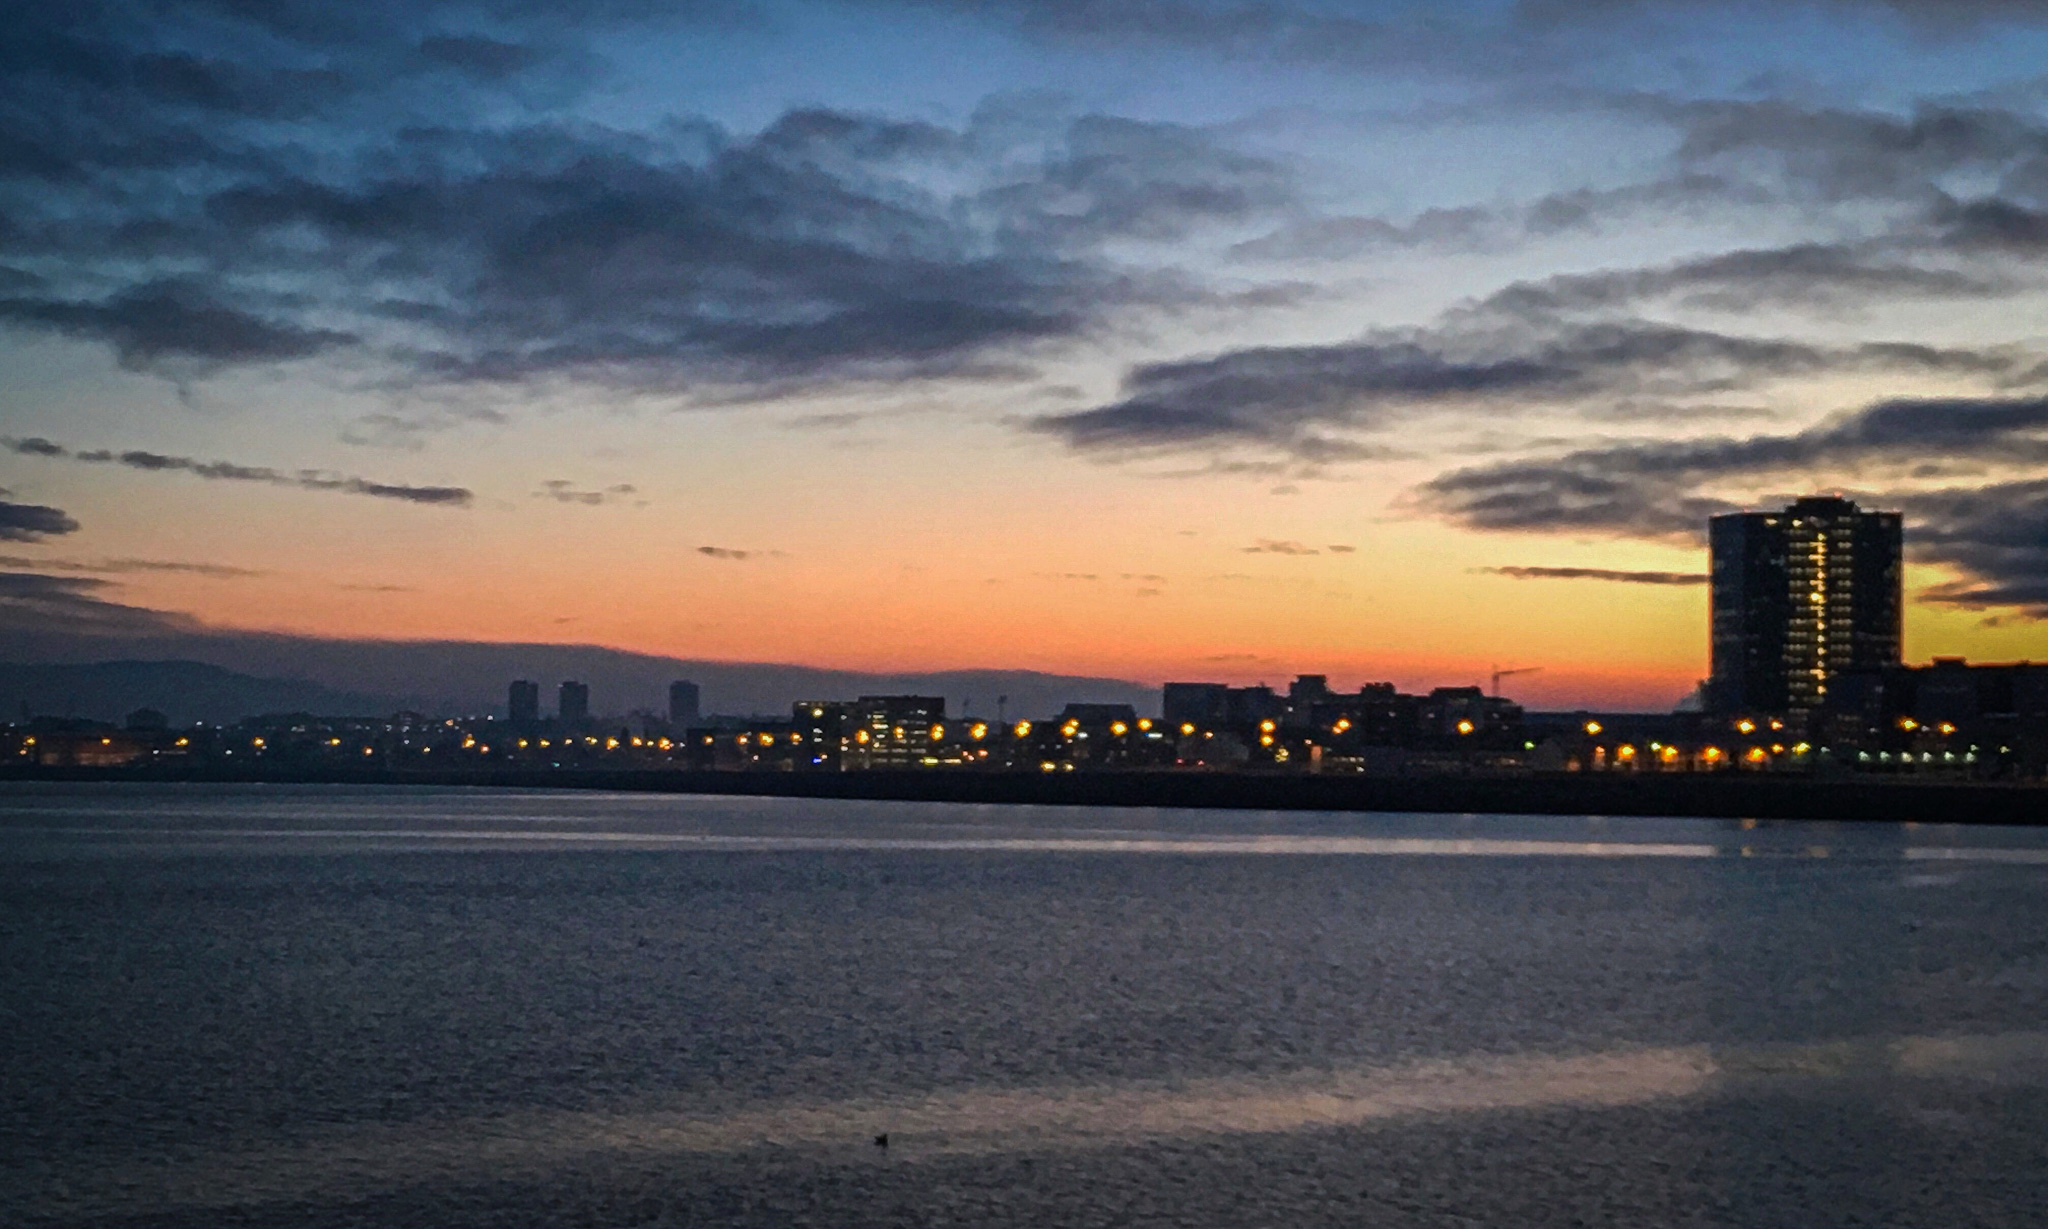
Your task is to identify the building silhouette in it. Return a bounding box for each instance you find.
[796,701,848,769]
[846,695,945,769]
[1163,683,1231,729]
[1709,495,1902,713]
[558,680,590,724]
[508,680,540,724]
[668,680,701,728]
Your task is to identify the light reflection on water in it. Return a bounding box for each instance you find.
[20,823,2048,864]
[6,826,1726,857]
[7,785,2048,1226]
[5,783,2047,863]
[26,1031,2048,1220]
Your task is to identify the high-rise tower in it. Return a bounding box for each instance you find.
[668,680,701,727]
[1708,496,1902,713]
[558,680,590,725]
[508,679,539,724]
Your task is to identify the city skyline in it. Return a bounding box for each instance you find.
[5,2,2048,710]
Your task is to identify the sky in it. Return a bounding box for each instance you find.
[4,0,2048,710]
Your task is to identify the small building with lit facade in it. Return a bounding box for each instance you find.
[843,696,947,769]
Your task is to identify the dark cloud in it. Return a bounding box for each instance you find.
[537,480,639,506]
[1523,0,2048,32]
[6,438,472,506]
[0,499,80,542]
[1046,162,2048,459]
[0,572,199,637]
[0,0,678,125]
[1416,395,2048,614]
[1034,318,2026,458]
[906,1,1442,70]
[1231,206,1498,261]
[2,4,1298,392]
[1421,395,2048,535]
[0,281,356,371]
[1931,197,2048,251]
[697,546,782,561]
[416,35,546,78]
[1242,539,1319,555]
[0,555,260,578]
[1655,97,2048,204]
[203,107,1276,386]
[1236,93,2048,274]
[1902,479,2048,611]
[1229,93,2048,279]
[1479,243,2008,316]
[1231,176,1747,261]
[1482,565,1708,586]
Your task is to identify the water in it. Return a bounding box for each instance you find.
[3,783,2046,1226]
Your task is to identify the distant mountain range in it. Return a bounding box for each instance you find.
[0,640,1159,725]
[0,661,404,726]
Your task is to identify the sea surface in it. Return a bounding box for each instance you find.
[3,783,2047,1227]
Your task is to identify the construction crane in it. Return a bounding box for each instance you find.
[1490,665,1542,697]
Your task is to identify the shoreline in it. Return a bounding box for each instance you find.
[3,765,2043,825]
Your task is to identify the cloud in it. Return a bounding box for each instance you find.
[1481,565,1708,586]
[1231,176,1750,261]
[0,555,260,578]
[1231,93,2048,275]
[909,1,1449,71]
[0,500,80,542]
[1479,243,2010,317]
[1242,539,1319,555]
[1415,394,2048,614]
[1,5,1300,394]
[0,572,201,637]
[696,546,783,561]
[1651,96,2048,205]
[1032,317,2026,459]
[6,438,471,506]
[205,106,1279,388]
[1417,395,2048,534]
[1231,206,1500,261]
[1900,478,2048,611]
[0,281,356,372]
[537,480,639,506]
[416,34,546,78]
[1524,1,2048,35]
[1326,544,1356,553]
[1932,197,2048,252]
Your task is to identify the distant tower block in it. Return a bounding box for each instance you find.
[1709,495,1902,714]
[508,679,540,724]
[669,680,701,727]
[558,680,590,724]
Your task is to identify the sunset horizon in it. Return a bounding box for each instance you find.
[5,0,2046,712]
